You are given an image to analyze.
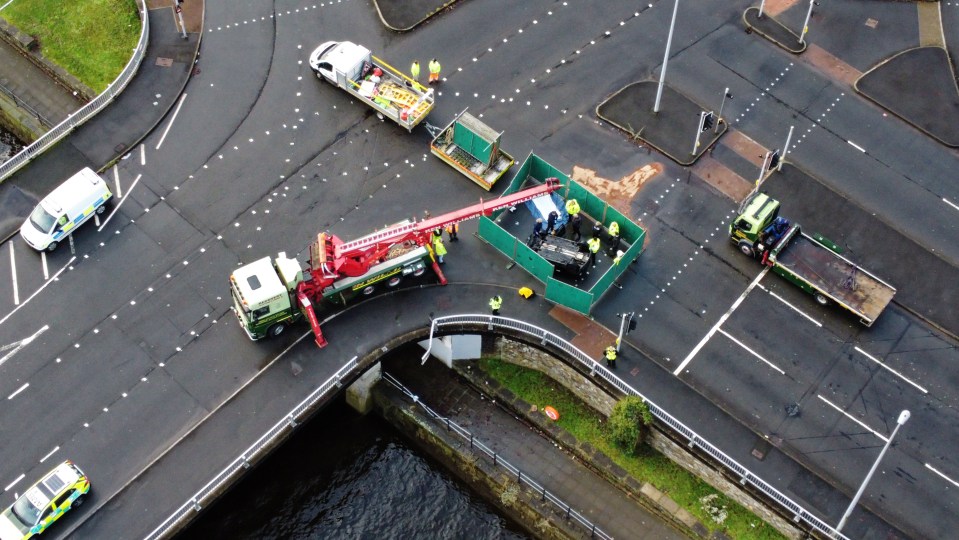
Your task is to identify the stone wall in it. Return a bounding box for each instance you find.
[485,335,803,539]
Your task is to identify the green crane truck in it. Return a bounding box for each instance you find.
[729,193,896,326]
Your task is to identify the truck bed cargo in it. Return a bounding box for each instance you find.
[430,109,514,190]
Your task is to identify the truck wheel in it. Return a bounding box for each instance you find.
[95,204,106,215]
[362,285,376,296]
[814,293,829,306]
[45,241,58,252]
[413,267,426,277]
[267,324,285,338]
[737,241,755,258]
[387,276,402,287]
[72,494,86,508]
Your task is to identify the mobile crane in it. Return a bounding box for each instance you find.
[231,179,560,347]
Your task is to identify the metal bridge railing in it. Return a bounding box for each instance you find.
[426,314,849,540]
[0,0,151,181]
[381,371,614,540]
[143,356,359,540]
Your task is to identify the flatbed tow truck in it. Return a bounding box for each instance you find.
[308,40,434,132]
[231,179,560,347]
[730,193,896,326]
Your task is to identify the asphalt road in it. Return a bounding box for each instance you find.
[1,1,958,539]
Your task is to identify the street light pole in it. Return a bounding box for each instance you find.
[758,0,767,18]
[799,0,815,45]
[175,0,187,39]
[777,125,794,171]
[835,410,911,535]
[653,0,680,113]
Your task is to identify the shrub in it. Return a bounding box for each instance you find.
[608,396,653,455]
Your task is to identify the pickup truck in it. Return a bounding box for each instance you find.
[308,40,434,132]
[730,193,896,326]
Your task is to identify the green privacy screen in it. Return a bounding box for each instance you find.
[478,153,647,315]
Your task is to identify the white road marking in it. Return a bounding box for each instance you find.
[156,93,187,150]
[717,328,785,374]
[140,143,146,165]
[817,394,889,442]
[0,325,49,368]
[847,140,866,153]
[854,346,928,394]
[40,446,60,463]
[944,198,959,212]
[9,243,18,305]
[69,233,75,255]
[7,382,29,400]
[674,267,769,376]
[0,256,75,328]
[926,463,959,489]
[759,284,822,327]
[40,250,49,280]
[4,474,25,492]
[98,174,142,232]
[113,165,123,198]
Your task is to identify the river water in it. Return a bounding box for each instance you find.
[0,126,24,161]
[180,388,530,539]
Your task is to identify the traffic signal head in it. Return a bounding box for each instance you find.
[701,112,715,131]
[768,150,780,170]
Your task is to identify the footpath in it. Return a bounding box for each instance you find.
[0,0,202,242]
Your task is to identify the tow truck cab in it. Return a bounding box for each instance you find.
[729,193,788,257]
[230,253,303,340]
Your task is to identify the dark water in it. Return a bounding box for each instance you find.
[0,126,25,161]
[180,399,530,540]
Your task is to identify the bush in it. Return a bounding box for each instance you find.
[608,396,653,455]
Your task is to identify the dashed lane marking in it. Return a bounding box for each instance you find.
[156,93,187,150]
[847,140,866,153]
[757,284,822,327]
[3,473,24,492]
[943,198,959,212]
[7,382,29,400]
[113,165,123,198]
[40,251,48,281]
[0,256,75,329]
[854,346,928,394]
[674,267,769,376]
[717,328,785,375]
[98,174,142,232]
[926,463,959,489]
[816,394,889,443]
[9,243,18,305]
[140,143,146,166]
[39,446,59,463]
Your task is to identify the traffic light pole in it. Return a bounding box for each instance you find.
[175,0,187,39]
[615,312,635,352]
[777,125,794,171]
[756,150,771,186]
[799,0,815,45]
[692,111,706,155]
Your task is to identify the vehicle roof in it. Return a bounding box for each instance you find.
[322,41,370,68]
[42,168,105,215]
[232,257,286,305]
[740,192,779,223]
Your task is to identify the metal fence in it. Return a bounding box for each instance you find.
[0,0,150,181]
[0,80,52,128]
[143,356,360,540]
[381,371,614,540]
[424,314,849,540]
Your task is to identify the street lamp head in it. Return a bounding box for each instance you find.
[897,410,911,425]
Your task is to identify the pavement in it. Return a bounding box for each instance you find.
[0,0,201,242]
[0,34,83,129]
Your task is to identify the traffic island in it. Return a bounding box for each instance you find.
[373,0,459,32]
[596,81,726,167]
[742,7,807,54]
[855,46,959,147]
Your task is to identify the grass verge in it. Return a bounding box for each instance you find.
[1,0,140,92]
[479,357,786,540]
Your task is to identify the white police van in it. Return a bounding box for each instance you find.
[19,167,112,252]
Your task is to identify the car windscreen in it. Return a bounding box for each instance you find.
[28,205,57,234]
[11,487,45,527]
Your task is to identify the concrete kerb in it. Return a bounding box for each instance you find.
[742,7,807,55]
[372,0,459,32]
[853,46,959,148]
[595,81,727,167]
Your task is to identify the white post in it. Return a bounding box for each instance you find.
[799,0,815,45]
[756,151,771,186]
[692,111,706,155]
[758,0,767,18]
[653,0,680,113]
[835,410,910,535]
[175,0,187,39]
[777,125,794,171]
[716,87,730,133]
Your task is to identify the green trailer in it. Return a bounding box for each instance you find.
[430,108,514,190]
[730,193,896,326]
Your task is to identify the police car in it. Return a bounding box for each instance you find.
[0,461,90,539]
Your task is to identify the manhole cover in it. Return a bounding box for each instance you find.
[751,438,771,461]
[156,57,173,67]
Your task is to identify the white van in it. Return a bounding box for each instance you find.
[20,167,113,252]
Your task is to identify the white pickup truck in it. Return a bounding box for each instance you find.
[308,41,434,132]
